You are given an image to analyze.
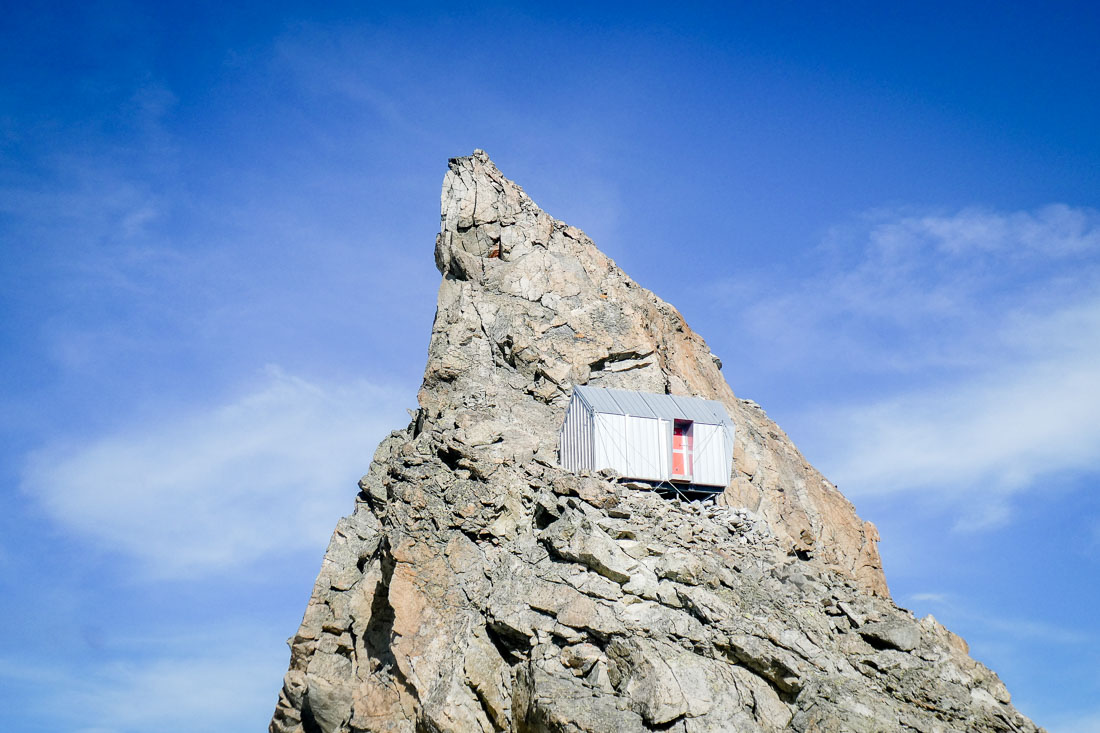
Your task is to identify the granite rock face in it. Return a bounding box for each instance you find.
[428,150,885,594]
[270,152,1040,732]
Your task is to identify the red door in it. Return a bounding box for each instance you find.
[672,420,693,481]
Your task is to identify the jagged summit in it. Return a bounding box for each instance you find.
[426,150,885,595]
[270,152,1039,733]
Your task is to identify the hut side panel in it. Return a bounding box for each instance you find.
[559,397,594,472]
[692,423,730,487]
[657,418,671,480]
[593,413,667,481]
[593,412,625,477]
[624,415,667,482]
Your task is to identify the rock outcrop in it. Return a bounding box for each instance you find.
[270,151,1040,732]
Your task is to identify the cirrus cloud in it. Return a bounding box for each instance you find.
[711,203,1100,528]
[21,366,412,577]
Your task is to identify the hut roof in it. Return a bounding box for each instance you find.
[572,385,732,427]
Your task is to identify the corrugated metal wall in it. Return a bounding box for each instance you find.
[593,413,669,481]
[558,395,594,472]
[656,418,671,479]
[625,415,668,481]
[692,423,729,486]
[593,412,624,476]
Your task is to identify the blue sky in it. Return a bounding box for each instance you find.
[2,2,1098,730]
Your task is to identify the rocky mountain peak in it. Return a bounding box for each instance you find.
[424,150,886,596]
[270,152,1039,733]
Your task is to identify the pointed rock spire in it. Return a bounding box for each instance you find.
[270,152,1038,733]
[424,150,886,595]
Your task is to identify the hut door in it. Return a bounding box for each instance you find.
[671,420,694,481]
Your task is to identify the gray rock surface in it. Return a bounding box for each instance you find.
[270,151,1041,732]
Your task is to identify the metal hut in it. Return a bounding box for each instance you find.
[558,385,734,490]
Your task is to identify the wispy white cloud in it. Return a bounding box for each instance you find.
[811,302,1100,504]
[21,367,411,577]
[719,204,1100,373]
[0,155,164,251]
[0,632,285,733]
[0,74,177,251]
[977,614,1092,646]
[858,204,1100,260]
[70,653,280,733]
[713,204,1100,527]
[905,593,1092,647]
